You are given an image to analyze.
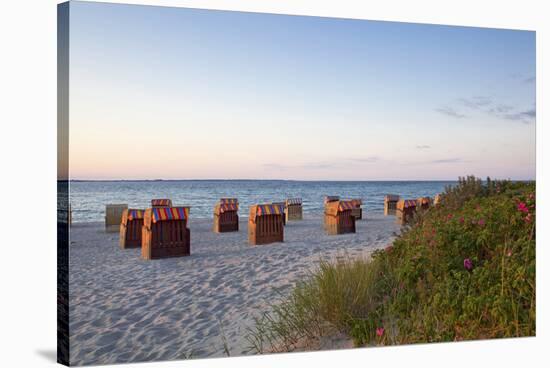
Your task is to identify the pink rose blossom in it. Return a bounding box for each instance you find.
[517,202,529,214]
[464,258,473,271]
[478,219,485,226]
[376,327,385,337]
[459,217,465,224]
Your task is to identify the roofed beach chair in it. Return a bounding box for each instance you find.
[142,206,190,260]
[213,198,239,233]
[384,194,400,216]
[105,204,128,232]
[119,209,145,249]
[324,200,357,235]
[248,204,284,245]
[285,198,303,221]
[396,199,417,225]
[151,198,172,208]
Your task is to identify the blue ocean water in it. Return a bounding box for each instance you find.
[69,180,455,223]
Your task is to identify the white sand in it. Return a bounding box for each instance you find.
[69,213,400,365]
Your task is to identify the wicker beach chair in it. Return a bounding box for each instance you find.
[285,198,303,221]
[213,198,239,233]
[119,209,145,249]
[248,204,284,245]
[384,194,400,216]
[324,200,357,235]
[141,206,190,260]
[105,204,128,232]
[396,199,417,225]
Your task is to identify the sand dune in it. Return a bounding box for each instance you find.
[69,214,400,365]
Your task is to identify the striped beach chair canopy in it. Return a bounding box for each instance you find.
[324,195,340,204]
[220,198,238,205]
[397,199,417,210]
[151,207,189,223]
[251,204,284,217]
[385,194,400,202]
[151,199,172,207]
[127,209,145,220]
[216,202,238,213]
[286,198,303,206]
[271,202,286,211]
[325,200,355,216]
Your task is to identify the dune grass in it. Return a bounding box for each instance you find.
[247,176,536,352]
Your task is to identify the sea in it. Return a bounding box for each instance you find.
[67,180,456,223]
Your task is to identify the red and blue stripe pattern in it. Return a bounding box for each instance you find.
[219,203,238,213]
[256,204,283,216]
[127,209,144,220]
[338,200,356,211]
[398,199,417,209]
[151,199,172,207]
[152,207,189,223]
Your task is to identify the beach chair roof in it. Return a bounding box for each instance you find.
[397,199,417,210]
[215,202,239,214]
[286,198,302,205]
[385,194,400,201]
[324,195,340,204]
[325,200,355,216]
[127,209,145,220]
[250,204,284,219]
[220,198,238,205]
[151,199,172,207]
[151,207,189,223]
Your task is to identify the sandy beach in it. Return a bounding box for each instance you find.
[69,213,400,365]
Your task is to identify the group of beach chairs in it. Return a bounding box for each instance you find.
[104,194,437,260]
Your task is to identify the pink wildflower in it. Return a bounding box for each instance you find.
[478,219,485,226]
[376,327,385,337]
[464,258,473,271]
[517,202,529,214]
[459,217,465,224]
[447,213,453,220]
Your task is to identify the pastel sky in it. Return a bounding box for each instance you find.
[68,1,536,180]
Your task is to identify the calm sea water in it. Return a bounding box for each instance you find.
[69,180,455,223]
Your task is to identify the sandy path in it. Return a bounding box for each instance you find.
[69,213,400,365]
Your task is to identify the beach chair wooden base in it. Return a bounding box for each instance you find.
[396,208,416,225]
[142,220,190,260]
[213,212,239,233]
[248,214,284,245]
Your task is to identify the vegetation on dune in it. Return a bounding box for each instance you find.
[247,176,536,352]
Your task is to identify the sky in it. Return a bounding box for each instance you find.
[67,1,536,181]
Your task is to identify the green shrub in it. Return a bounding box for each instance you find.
[248,177,536,351]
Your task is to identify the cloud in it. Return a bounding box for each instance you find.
[502,108,536,124]
[429,158,465,164]
[524,76,535,84]
[487,104,514,114]
[435,106,467,119]
[459,96,492,110]
[416,145,431,150]
[347,156,380,163]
